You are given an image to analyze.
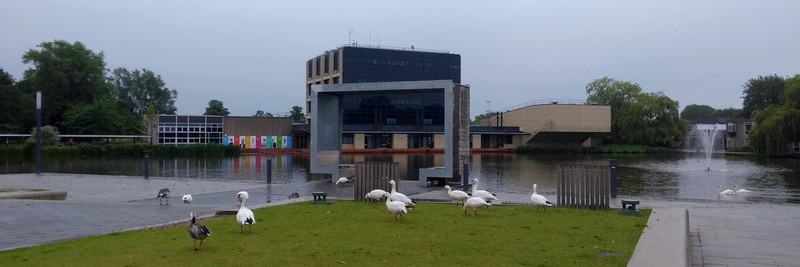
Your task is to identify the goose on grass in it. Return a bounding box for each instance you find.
[383,192,408,222]
[388,179,416,209]
[236,191,256,233]
[471,178,498,203]
[365,189,388,202]
[464,196,491,216]
[530,184,554,211]
[444,185,470,204]
[188,212,212,250]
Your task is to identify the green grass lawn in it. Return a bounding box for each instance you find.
[0,201,650,266]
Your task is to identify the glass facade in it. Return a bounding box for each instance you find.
[342,47,460,84]
[157,115,223,144]
[341,89,445,132]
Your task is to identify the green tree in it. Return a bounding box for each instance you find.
[254,110,273,117]
[27,125,60,146]
[741,74,785,118]
[586,77,642,144]
[471,112,494,125]
[0,69,32,133]
[290,106,305,123]
[62,100,143,135]
[680,104,717,121]
[714,107,743,119]
[749,74,800,156]
[586,77,684,146]
[204,99,230,116]
[109,67,178,119]
[19,40,114,130]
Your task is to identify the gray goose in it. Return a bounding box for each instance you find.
[188,212,212,250]
[158,188,170,205]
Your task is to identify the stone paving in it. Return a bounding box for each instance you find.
[636,200,800,267]
[3,173,800,267]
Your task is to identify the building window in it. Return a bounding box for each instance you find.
[315,57,320,76]
[745,122,754,135]
[333,51,339,72]
[324,53,329,74]
[342,133,354,144]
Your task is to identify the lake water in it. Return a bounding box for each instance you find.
[2,152,799,204]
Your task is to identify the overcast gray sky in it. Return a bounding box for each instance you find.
[2,1,799,118]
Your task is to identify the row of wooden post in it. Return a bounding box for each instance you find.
[353,162,398,201]
[556,163,611,209]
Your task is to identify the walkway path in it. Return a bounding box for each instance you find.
[2,173,800,267]
[638,200,800,267]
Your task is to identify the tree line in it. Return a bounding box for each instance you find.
[0,40,308,137]
[0,40,178,135]
[471,74,800,155]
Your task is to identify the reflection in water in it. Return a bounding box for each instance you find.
[2,152,800,203]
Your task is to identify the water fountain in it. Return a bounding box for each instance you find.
[694,124,725,171]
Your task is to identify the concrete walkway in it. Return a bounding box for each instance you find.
[635,200,800,267]
[2,173,800,267]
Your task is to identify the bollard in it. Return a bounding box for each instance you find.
[266,154,272,184]
[462,160,469,188]
[609,159,617,198]
[143,151,150,179]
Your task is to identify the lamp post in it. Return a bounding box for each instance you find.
[35,91,42,175]
[266,154,273,203]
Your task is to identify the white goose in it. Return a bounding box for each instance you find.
[444,185,470,204]
[718,185,736,195]
[464,196,491,216]
[388,179,416,209]
[182,193,193,204]
[734,184,751,193]
[530,184,554,211]
[336,176,353,185]
[383,192,408,222]
[236,191,256,233]
[471,178,499,203]
[188,212,211,250]
[365,189,388,202]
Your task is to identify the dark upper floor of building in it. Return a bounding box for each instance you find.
[306,44,461,85]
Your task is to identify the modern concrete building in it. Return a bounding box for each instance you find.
[475,100,611,148]
[310,80,470,185]
[305,44,461,124]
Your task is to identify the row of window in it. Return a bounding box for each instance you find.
[159,126,223,133]
[159,138,221,144]
[307,51,341,78]
[159,133,224,138]
[344,57,459,69]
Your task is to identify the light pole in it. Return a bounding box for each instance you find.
[35,91,42,175]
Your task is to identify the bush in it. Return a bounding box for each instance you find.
[26,125,60,146]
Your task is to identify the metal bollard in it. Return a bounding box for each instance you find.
[266,154,272,184]
[266,154,273,203]
[462,161,469,188]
